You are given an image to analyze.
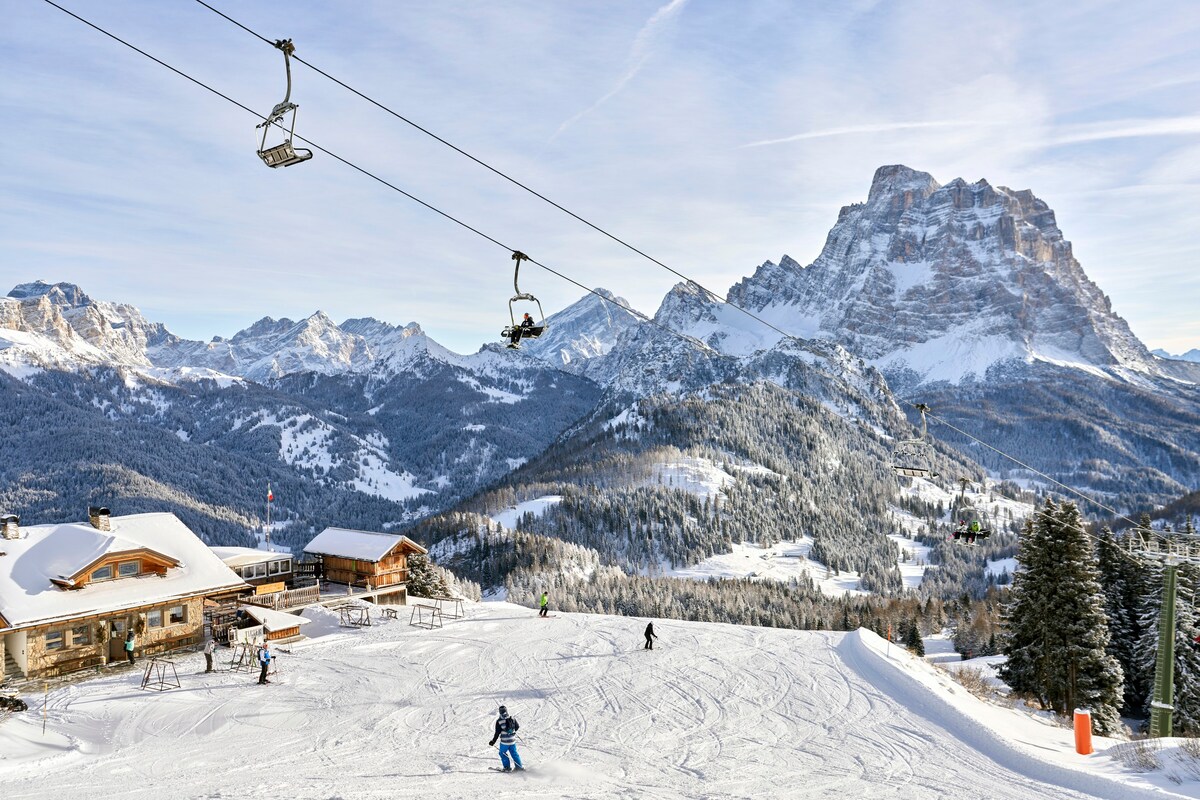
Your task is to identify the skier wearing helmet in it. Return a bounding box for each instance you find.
[488,705,524,772]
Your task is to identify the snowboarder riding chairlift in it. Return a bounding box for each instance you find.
[488,705,524,771]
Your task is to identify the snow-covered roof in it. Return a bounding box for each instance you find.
[210,546,292,569]
[303,528,427,562]
[239,604,311,632]
[0,513,248,630]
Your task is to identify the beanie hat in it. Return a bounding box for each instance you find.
[498,705,508,716]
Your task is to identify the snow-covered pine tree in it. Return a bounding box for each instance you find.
[1001,499,1124,733]
[1097,526,1150,715]
[1043,501,1123,734]
[999,501,1055,701]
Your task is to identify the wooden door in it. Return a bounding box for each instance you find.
[107,617,131,661]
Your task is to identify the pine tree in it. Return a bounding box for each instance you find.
[1044,501,1123,734]
[1097,526,1148,715]
[1001,499,1124,734]
[904,618,925,656]
[1000,503,1054,701]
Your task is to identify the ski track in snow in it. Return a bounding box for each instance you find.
[0,603,1182,800]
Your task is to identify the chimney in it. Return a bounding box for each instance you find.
[88,506,111,531]
[1,514,18,540]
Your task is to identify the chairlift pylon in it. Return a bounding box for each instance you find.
[501,251,547,349]
[890,403,939,479]
[256,39,313,168]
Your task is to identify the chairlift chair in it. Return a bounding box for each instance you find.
[889,403,938,479]
[950,478,992,545]
[950,506,993,546]
[256,39,313,168]
[501,251,547,349]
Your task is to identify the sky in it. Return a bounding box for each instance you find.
[2,0,1199,355]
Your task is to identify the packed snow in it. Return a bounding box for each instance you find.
[664,539,866,596]
[2,602,1195,799]
[491,496,563,531]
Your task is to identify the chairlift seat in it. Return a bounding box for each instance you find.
[258,140,313,168]
[892,464,935,478]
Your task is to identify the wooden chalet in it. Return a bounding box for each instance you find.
[210,546,295,589]
[302,528,426,605]
[0,508,248,681]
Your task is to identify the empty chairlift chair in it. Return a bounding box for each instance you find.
[889,403,939,479]
[256,39,313,168]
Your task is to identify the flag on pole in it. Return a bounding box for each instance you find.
[267,483,274,503]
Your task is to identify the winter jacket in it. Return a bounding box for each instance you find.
[124,638,135,652]
[258,647,272,666]
[644,623,657,639]
[490,713,520,746]
[539,594,548,608]
[204,639,216,655]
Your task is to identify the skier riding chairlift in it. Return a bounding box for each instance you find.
[501,251,547,349]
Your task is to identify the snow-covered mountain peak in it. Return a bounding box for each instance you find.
[727,166,1163,385]
[7,280,94,307]
[518,288,643,374]
[866,164,940,204]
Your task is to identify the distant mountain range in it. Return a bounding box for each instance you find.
[1154,348,1200,363]
[3,165,1198,594]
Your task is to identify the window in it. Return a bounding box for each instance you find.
[269,559,289,576]
[168,605,186,625]
[118,561,140,578]
[71,625,92,646]
[147,609,163,628]
[45,630,65,651]
[90,565,114,582]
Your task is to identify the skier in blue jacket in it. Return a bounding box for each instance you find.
[488,705,524,771]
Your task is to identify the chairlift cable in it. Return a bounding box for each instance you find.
[190,0,802,335]
[37,0,711,358]
[189,1,1149,514]
[39,0,1162,559]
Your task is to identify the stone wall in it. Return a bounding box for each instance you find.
[23,596,207,679]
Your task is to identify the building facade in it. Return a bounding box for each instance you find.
[0,509,248,680]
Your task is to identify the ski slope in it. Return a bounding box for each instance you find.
[1,602,1194,800]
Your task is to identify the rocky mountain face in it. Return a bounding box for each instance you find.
[724,165,1180,385]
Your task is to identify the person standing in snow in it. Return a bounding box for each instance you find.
[644,621,658,650]
[538,591,549,618]
[257,643,272,685]
[204,637,217,673]
[488,705,524,772]
[124,631,136,665]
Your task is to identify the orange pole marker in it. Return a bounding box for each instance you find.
[1074,708,1093,755]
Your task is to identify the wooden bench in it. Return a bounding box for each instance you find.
[409,604,443,630]
[430,596,466,619]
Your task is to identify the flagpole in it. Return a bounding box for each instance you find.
[266,482,271,550]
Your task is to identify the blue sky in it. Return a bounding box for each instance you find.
[2,0,1199,354]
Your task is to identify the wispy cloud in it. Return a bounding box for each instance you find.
[1050,115,1200,145]
[553,0,689,139]
[740,121,982,149]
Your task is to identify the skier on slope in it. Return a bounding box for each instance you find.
[488,705,524,772]
[644,621,658,650]
[538,591,549,618]
[257,643,273,685]
[204,637,217,673]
